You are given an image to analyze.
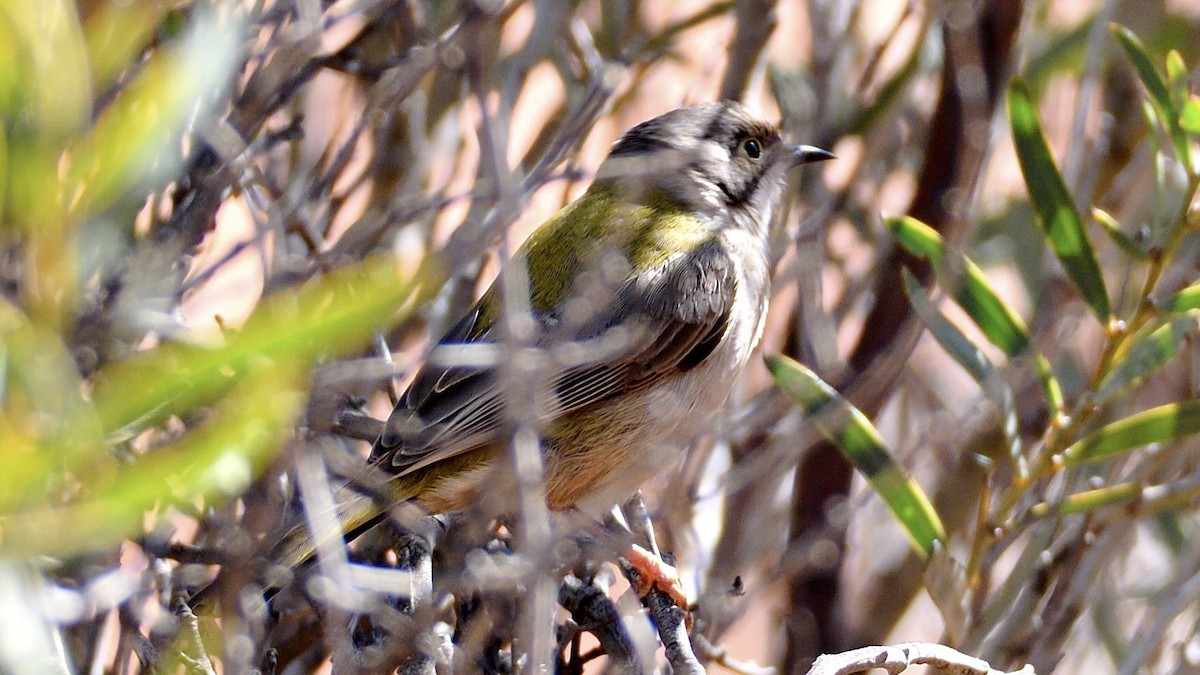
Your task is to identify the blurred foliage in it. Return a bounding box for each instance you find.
[2,0,1200,674]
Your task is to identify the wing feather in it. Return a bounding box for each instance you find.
[370,239,738,475]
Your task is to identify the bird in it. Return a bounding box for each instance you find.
[277,101,832,602]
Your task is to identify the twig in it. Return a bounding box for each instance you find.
[721,0,779,101]
[693,631,776,675]
[645,587,703,675]
[333,408,386,442]
[174,599,218,675]
[619,494,705,674]
[806,643,1036,675]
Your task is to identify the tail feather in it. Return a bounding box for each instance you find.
[271,489,393,570]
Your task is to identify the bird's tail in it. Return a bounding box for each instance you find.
[269,488,392,570]
[189,481,412,616]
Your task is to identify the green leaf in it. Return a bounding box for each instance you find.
[66,8,242,217]
[0,300,104,512]
[1008,80,1113,322]
[91,255,430,438]
[1181,97,1200,136]
[766,354,945,557]
[1029,479,1200,522]
[1093,315,1198,405]
[1161,282,1200,313]
[901,270,1026,480]
[0,0,91,143]
[1034,353,1065,419]
[83,0,170,91]
[1063,399,1200,465]
[1092,207,1150,261]
[0,368,303,557]
[888,214,946,264]
[1029,482,1141,519]
[1166,50,1189,112]
[1111,24,1191,171]
[887,215,1031,356]
[0,121,6,225]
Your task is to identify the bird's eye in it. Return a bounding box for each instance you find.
[742,138,762,160]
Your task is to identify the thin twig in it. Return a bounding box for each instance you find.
[806,643,1036,675]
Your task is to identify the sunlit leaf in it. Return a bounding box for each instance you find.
[83,0,170,91]
[766,354,945,557]
[1029,482,1141,519]
[66,8,242,217]
[1161,282,1200,313]
[0,0,90,142]
[1035,353,1065,419]
[0,122,6,221]
[1181,97,1200,136]
[1094,314,1199,405]
[901,270,1026,480]
[1063,400,1200,465]
[91,254,432,437]
[1111,24,1191,171]
[0,367,303,557]
[1092,208,1150,261]
[0,300,103,512]
[1008,80,1113,322]
[1030,478,1200,522]
[887,215,1030,356]
[1166,50,1188,112]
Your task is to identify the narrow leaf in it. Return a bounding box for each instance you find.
[0,300,104,511]
[1035,353,1066,419]
[1092,208,1150,261]
[1111,24,1191,170]
[1063,400,1200,465]
[1,369,303,557]
[1029,482,1142,519]
[1161,282,1200,313]
[67,9,241,216]
[887,215,1031,356]
[1009,80,1113,322]
[1166,50,1189,112]
[1094,314,1199,404]
[92,254,431,438]
[766,354,946,557]
[901,270,1026,480]
[1029,477,1200,521]
[1181,97,1200,136]
[0,0,91,142]
[83,0,170,91]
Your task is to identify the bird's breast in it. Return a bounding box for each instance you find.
[564,228,771,516]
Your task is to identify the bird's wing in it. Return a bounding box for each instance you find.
[370,239,738,475]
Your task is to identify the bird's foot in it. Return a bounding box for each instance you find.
[624,543,690,611]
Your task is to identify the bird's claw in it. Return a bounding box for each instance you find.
[625,543,690,612]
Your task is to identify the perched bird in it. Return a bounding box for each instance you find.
[279,102,831,595]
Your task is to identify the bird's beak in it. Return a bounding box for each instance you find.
[791,144,836,166]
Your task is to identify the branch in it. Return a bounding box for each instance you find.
[557,574,640,673]
[806,643,1035,675]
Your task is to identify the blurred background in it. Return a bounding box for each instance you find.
[3,0,1200,672]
